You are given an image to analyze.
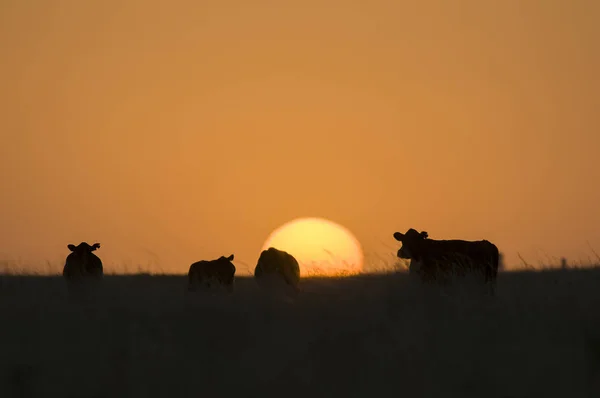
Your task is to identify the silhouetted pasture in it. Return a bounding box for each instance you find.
[0,269,599,397]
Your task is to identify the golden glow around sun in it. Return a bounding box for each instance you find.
[262,217,364,277]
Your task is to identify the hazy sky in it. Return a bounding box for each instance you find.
[1,0,599,273]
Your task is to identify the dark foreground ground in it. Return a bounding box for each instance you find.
[1,269,600,398]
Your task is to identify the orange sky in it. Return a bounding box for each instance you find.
[1,0,599,273]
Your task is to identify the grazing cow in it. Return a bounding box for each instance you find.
[63,242,103,281]
[188,254,236,292]
[254,247,301,292]
[393,229,499,293]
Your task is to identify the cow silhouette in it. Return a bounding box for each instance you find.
[393,229,499,294]
[188,254,236,292]
[63,242,103,281]
[254,247,301,292]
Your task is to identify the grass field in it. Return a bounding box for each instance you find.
[1,268,600,398]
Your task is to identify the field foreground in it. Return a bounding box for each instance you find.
[1,270,600,398]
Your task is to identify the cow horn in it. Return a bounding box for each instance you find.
[393,232,404,241]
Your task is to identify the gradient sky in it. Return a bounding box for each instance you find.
[1,0,599,273]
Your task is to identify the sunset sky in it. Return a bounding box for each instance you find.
[1,0,598,273]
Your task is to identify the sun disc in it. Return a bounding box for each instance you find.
[262,217,364,277]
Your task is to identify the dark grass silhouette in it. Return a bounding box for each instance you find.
[1,268,600,398]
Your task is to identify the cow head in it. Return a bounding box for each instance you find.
[393,229,428,260]
[218,254,234,262]
[67,242,101,254]
[217,254,236,285]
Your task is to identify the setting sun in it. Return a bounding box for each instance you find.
[262,217,364,277]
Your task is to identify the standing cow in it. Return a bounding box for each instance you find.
[254,247,301,292]
[188,254,236,292]
[63,242,103,281]
[393,229,499,294]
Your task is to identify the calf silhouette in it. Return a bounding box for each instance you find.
[188,254,236,292]
[63,242,103,281]
[394,228,499,294]
[254,247,301,292]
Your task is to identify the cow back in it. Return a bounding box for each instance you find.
[188,259,235,286]
[416,239,499,278]
[255,248,300,288]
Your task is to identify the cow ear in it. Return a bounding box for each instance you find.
[420,231,428,239]
[91,243,100,251]
[393,232,404,241]
[67,244,77,251]
[227,254,234,261]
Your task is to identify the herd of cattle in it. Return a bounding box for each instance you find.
[63,228,500,294]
